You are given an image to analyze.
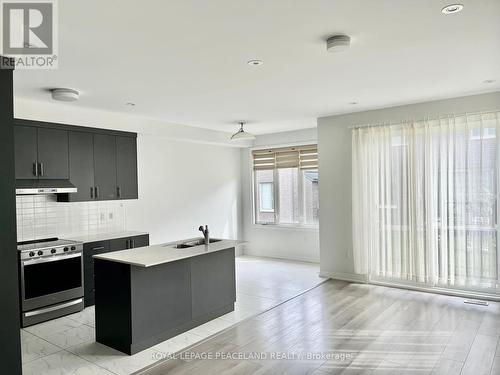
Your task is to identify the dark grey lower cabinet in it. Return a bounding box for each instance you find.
[83,234,149,307]
[191,249,236,319]
[109,234,149,252]
[130,260,192,345]
[95,248,236,355]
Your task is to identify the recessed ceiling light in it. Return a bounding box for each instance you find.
[125,102,136,106]
[247,59,263,67]
[483,79,496,84]
[349,101,358,105]
[441,4,464,14]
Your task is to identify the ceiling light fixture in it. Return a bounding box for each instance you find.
[125,102,136,106]
[51,88,79,102]
[441,4,464,14]
[349,101,358,105]
[483,79,496,84]
[326,35,351,52]
[231,122,255,141]
[247,59,263,66]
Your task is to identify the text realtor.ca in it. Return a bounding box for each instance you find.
[1,1,58,69]
[1,54,57,68]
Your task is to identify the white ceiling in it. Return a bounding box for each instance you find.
[13,0,500,134]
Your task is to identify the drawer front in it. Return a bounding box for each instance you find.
[83,240,110,266]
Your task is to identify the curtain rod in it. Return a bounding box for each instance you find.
[348,109,500,130]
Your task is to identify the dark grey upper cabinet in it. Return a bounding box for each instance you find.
[67,131,95,201]
[14,126,69,180]
[93,134,117,201]
[36,128,69,179]
[14,126,37,179]
[15,120,138,202]
[116,136,138,200]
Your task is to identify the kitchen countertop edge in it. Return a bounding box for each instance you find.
[92,239,244,267]
[66,231,149,243]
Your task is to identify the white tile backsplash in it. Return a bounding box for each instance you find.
[16,195,126,242]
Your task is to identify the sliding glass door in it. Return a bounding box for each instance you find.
[352,112,500,294]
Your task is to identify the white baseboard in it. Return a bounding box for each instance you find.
[242,248,319,263]
[320,271,500,302]
[320,271,368,283]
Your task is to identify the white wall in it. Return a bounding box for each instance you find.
[241,128,320,263]
[318,91,500,280]
[14,98,243,247]
[126,134,241,245]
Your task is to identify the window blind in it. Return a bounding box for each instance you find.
[252,144,318,170]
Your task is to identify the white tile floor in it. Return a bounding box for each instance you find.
[21,256,323,375]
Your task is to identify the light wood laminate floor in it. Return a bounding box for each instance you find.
[139,280,500,375]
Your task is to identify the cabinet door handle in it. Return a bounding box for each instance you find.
[91,246,104,251]
[33,162,38,176]
[95,186,99,199]
[117,186,121,198]
[90,187,94,199]
[125,239,129,249]
[39,162,44,176]
[131,239,134,248]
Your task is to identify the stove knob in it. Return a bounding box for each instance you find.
[63,247,69,252]
[29,251,35,257]
[37,250,43,256]
[70,246,76,251]
[51,248,57,254]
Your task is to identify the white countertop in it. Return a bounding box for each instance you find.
[92,238,244,267]
[66,231,149,243]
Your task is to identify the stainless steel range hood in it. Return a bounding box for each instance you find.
[16,179,77,195]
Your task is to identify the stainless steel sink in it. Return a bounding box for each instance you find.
[166,238,222,249]
[172,243,194,249]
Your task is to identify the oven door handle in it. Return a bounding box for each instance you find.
[22,252,82,266]
[24,298,84,317]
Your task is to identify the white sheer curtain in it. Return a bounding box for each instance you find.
[352,112,500,293]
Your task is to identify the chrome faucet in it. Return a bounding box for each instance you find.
[198,225,209,245]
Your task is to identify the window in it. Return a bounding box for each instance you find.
[259,182,274,212]
[253,145,318,226]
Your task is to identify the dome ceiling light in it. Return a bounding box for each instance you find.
[51,88,79,102]
[326,35,351,52]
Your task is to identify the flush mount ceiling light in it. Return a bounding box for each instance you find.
[349,101,358,105]
[51,88,79,102]
[483,79,496,84]
[441,4,464,14]
[247,59,263,66]
[326,35,351,52]
[125,102,136,106]
[230,122,255,141]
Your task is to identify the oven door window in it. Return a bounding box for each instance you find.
[23,256,82,300]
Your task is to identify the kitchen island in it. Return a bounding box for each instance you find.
[93,238,241,355]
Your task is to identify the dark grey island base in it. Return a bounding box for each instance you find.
[94,246,236,355]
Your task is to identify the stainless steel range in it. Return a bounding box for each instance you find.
[18,237,84,327]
